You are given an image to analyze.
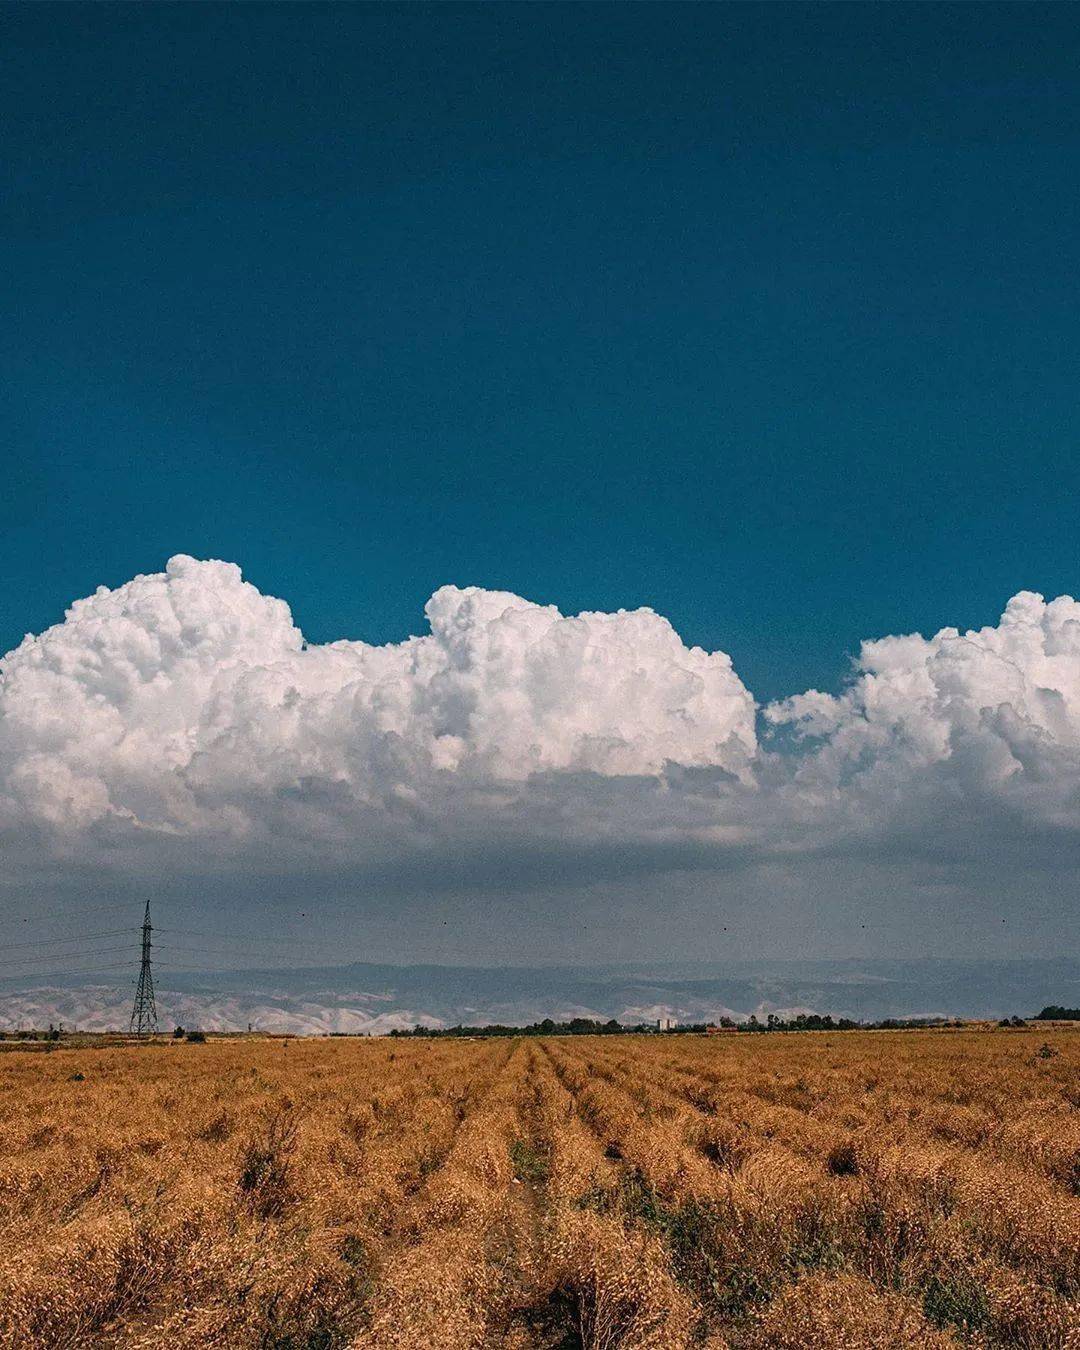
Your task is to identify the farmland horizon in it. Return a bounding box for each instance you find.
[5,4,1080,1342]
[3,953,1076,1037]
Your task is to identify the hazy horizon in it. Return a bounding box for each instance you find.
[3,955,1076,1036]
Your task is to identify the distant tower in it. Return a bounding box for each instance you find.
[129,899,158,1036]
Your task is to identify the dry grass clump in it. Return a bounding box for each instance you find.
[545,1209,694,1350]
[743,1272,956,1349]
[0,1026,1077,1346]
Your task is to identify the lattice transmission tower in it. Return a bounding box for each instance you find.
[129,898,158,1036]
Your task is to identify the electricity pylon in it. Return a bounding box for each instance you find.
[129,898,158,1036]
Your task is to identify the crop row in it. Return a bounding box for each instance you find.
[0,1029,1076,1347]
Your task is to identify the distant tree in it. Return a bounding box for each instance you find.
[173,1026,186,1038]
[1035,1005,1080,1021]
[186,1030,207,1043]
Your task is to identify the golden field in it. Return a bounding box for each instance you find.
[0,1029,1077,1348]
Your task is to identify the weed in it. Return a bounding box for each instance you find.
[197,1109,233,1142]
[339,1234,367,1268]
[239,1105,298,1219]
[510,1136,550,1184]
[922,1271,991,1333]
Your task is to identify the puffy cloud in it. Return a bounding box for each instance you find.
[765,590,1080,834]
[0,556,757,843]
[4,556,1080,935]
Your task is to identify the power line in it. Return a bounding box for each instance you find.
[153,949,348,973]
[154,941,336,960]
[1,900,135,924]
[1,956,293,980]
[154,963,329,973]
[0,928,136,952]
[0,965,135,983]
[0,904,373,992]
[156,926,343,950]
[0,945,138,969]
[152,962,260,972]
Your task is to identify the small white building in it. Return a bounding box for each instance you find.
[656,1016,678,1032]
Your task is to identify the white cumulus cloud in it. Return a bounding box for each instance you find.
[765,589,1080,834]
[4,556,1080,956]
[0,555,757,842]
[6,556,1080,928]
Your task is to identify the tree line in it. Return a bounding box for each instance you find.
[387,1013,964,1038]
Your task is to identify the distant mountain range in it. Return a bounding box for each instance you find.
[1,958,1076,1034]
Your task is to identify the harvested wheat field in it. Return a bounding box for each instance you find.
[0,1030,1078,1349]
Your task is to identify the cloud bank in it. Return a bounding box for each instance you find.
[1,556,1079,955]
[0,556,755,842]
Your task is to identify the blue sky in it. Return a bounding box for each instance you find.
[5,2,1080,703]
[5,4,1080,973]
